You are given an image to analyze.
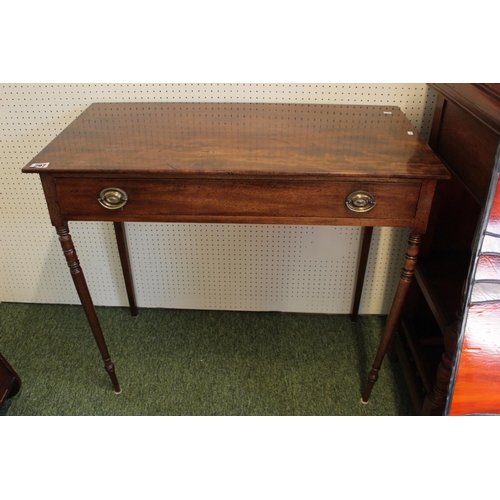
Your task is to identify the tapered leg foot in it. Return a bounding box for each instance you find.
[57,223,122,393]
[362,233,421,403]
[362,367,379,403]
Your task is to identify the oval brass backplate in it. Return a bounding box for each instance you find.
[346,190,376,213]
[98,187,128,210]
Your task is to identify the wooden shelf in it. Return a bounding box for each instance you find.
[395,316,444,412]
[415,251,471,333]
[394,331,425,411]
[396,307,445,414]
[396,251,471,414]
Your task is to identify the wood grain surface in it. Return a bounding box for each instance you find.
[23,103,448,180]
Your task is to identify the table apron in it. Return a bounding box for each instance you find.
[53,177,423,226]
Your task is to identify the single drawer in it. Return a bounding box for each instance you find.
[54,177,421,224]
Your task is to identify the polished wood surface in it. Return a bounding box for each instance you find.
[447,173,500,415]
[23,103,449,401]
[23,103,447,179]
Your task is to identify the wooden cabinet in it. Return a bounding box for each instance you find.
[0,353,21,410]
[395,84,500,415]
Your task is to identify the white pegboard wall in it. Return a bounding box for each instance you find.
[125,224,364,313]
[0,84,436,314]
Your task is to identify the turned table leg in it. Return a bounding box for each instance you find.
[114,222,138,316]
[362,232,422,403]
[57,223,122,394]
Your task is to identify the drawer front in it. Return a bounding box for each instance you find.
[54,177,421,223]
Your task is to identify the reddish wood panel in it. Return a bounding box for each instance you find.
[487,179,500,233]
[448,177,500,415]
[449,303,500,414]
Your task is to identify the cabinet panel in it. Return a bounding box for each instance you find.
[397,84,500,415]
[437,100,498,203]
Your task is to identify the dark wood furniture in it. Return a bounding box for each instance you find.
[394,84,500,415]
[0,353,21,409]
[22,103,449,402]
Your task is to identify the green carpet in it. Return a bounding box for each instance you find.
[0,303,415,415]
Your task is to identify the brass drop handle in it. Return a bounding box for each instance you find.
[346,190,376,212]
[98,188,128,210]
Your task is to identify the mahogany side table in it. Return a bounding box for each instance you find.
[22,103,449,402]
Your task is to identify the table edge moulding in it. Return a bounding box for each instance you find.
[22,102,450,405]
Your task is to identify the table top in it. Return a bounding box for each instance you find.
[23,103,449,180]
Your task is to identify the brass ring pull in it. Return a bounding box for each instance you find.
[98,188,128,210]
[346,191,376,213]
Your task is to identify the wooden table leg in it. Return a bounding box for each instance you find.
[57,223,122,394]
[362,232,421,403]
[351,226,373,322]
[114,222,138,316]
